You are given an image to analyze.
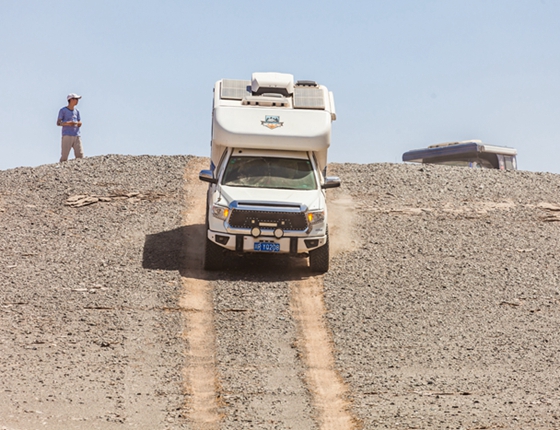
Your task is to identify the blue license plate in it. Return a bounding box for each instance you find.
[254,242,280,252]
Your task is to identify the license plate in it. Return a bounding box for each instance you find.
[254,242,280,252]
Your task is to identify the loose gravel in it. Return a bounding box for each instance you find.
[0,155,191,429]
[2,156,560,429]
[327,162,560,429]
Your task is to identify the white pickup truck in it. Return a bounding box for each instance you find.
[199,72,340,272]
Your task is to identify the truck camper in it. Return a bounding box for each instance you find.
[402,140,517,170]
[199,72,340,272]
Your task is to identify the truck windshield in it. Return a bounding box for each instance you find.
[222,156,317,190]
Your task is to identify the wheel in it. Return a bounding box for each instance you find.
[309,236,329,273]
[204,237,227,271]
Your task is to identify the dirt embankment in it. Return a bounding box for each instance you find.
[2,155,560,429]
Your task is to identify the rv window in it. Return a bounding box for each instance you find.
[504,156,515,170]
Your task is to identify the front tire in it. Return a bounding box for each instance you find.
[204,237,227,271]
[309,236,329,273]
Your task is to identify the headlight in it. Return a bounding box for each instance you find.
[212,205,229,220]
[307,210,325,225]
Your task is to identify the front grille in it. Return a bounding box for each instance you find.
[229,209,308,231]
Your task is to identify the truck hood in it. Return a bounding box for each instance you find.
[217,185,324,211]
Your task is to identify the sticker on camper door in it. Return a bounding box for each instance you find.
[261,116,283,130]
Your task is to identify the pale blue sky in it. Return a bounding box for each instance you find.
[1,1,559,172]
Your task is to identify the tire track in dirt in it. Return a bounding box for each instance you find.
[290,276,357,430]
[179,157,222,428]
[179,159,357,428]
[289,183,359,430]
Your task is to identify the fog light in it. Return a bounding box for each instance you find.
[215,235,229,245]
[273,228,284,239]
[251,227,261,238]
[304,239,319,249]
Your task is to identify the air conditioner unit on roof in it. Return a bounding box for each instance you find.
[251,72,294,97]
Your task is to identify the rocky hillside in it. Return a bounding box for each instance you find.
[1,155,560,429]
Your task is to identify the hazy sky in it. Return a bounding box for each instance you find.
[1,1,559,172]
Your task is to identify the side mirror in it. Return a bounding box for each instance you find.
[199,169,217,184]
[322,176,341,189]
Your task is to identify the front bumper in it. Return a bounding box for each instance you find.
[208,230,327,254]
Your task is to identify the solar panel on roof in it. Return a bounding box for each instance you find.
[221,79,251,100]
[293,86,325,109]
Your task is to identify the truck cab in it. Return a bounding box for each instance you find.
[199,72,339,272]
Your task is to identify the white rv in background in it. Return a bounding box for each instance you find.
[402,140,518,170]
[199,72,340,272]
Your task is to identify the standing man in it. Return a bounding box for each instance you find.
[57,93,84,162]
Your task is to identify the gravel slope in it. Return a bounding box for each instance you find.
[2,155,560,429]
[0,155,191,429]
[327,163,560,429]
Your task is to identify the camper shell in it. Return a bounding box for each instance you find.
[199,72,339,272]
[402,140,517,170]
[210,73,336,173]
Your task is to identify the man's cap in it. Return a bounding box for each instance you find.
[67,93,82,101]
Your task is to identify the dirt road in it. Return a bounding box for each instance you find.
[179,158,357,429]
